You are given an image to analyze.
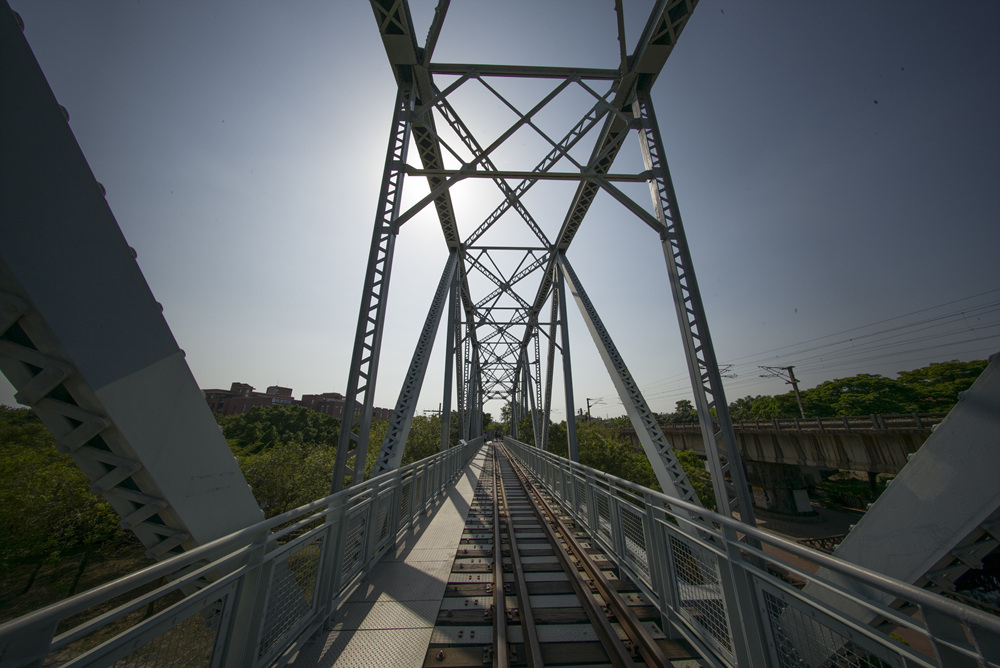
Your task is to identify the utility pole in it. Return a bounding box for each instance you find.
[585,397,603,422]
[759,365,806,418]
[423,403,443,417]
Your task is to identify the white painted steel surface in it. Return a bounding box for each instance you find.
[0,0,263,557]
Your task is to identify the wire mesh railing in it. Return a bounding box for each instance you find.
[503,436,1000,667]
[0,437,483,668]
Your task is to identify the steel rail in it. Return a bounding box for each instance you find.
[490,447,509,667]
[495,447,636,667]
[493,443,544,667]
[501,443,674,667]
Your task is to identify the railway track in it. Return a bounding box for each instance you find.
[424,441,701,666]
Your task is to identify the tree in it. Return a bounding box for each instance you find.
[896,359,988,412]
[217,404,340,453]
[803,374,919,417]
[238,441,335,517]
[661,399,698,424]
[0,408,136,595]
[728,394,799,420]
[675,450,716,511]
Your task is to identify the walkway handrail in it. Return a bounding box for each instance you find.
[0,437,484,668]
[503,437,1000,667]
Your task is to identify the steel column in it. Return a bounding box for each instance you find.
[554,258,579,462]
[440,257,458,451]
[541,290,558,451]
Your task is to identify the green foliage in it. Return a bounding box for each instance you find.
[728,359,987,419]
[217,404,340,453]
[219,405,342,516]
[814,473,892,509]
[661,399,698,424]
[546,421,568,458]
[515,416,535,445]
[539,420,716,509]
[802,374,916,416]
[576,423,658,490]
[896,359,988,411]
[729,394,798,420]
[399,415,445,466]
[238,441,335,517]
[675,450,716,511]
[0,408,135,571]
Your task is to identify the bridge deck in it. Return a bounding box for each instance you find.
[289,449,489,667]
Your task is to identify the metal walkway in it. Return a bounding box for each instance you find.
[288,448,488,666]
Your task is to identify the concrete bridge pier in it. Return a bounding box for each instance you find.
[745,460,817,515]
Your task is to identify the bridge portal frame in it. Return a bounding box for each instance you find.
[339,0,759,526]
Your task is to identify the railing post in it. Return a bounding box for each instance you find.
[387,469,404,548]
[314,493,348,627]
[329,492,355,596]
[643,492,682,640]
[609,486,625,560]
[715,528,772,667]
[363,485,385,564]
[567,460,579,516]
[219,531,275,668]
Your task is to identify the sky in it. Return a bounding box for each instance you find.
[4,0,999,420]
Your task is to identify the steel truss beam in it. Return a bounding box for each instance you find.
[0,9,262,555]
[632,88,756,523]
[374,253,458,475]
[557,255,699,505]
[332,84,415,492]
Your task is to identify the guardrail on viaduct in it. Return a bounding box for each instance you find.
[663,412,947,434]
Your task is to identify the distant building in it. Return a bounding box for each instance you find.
[300,392,351,418]
[201,382,297,415]
[202,381,394,420]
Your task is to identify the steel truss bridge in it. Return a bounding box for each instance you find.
[1,1,998,666]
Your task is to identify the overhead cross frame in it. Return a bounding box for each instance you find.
[343,0,754,526]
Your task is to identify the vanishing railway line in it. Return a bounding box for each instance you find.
[424,442,700,667]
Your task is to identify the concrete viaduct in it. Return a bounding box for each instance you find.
[620,413,946,514]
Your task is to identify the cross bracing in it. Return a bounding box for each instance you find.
[337,0,757,523]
